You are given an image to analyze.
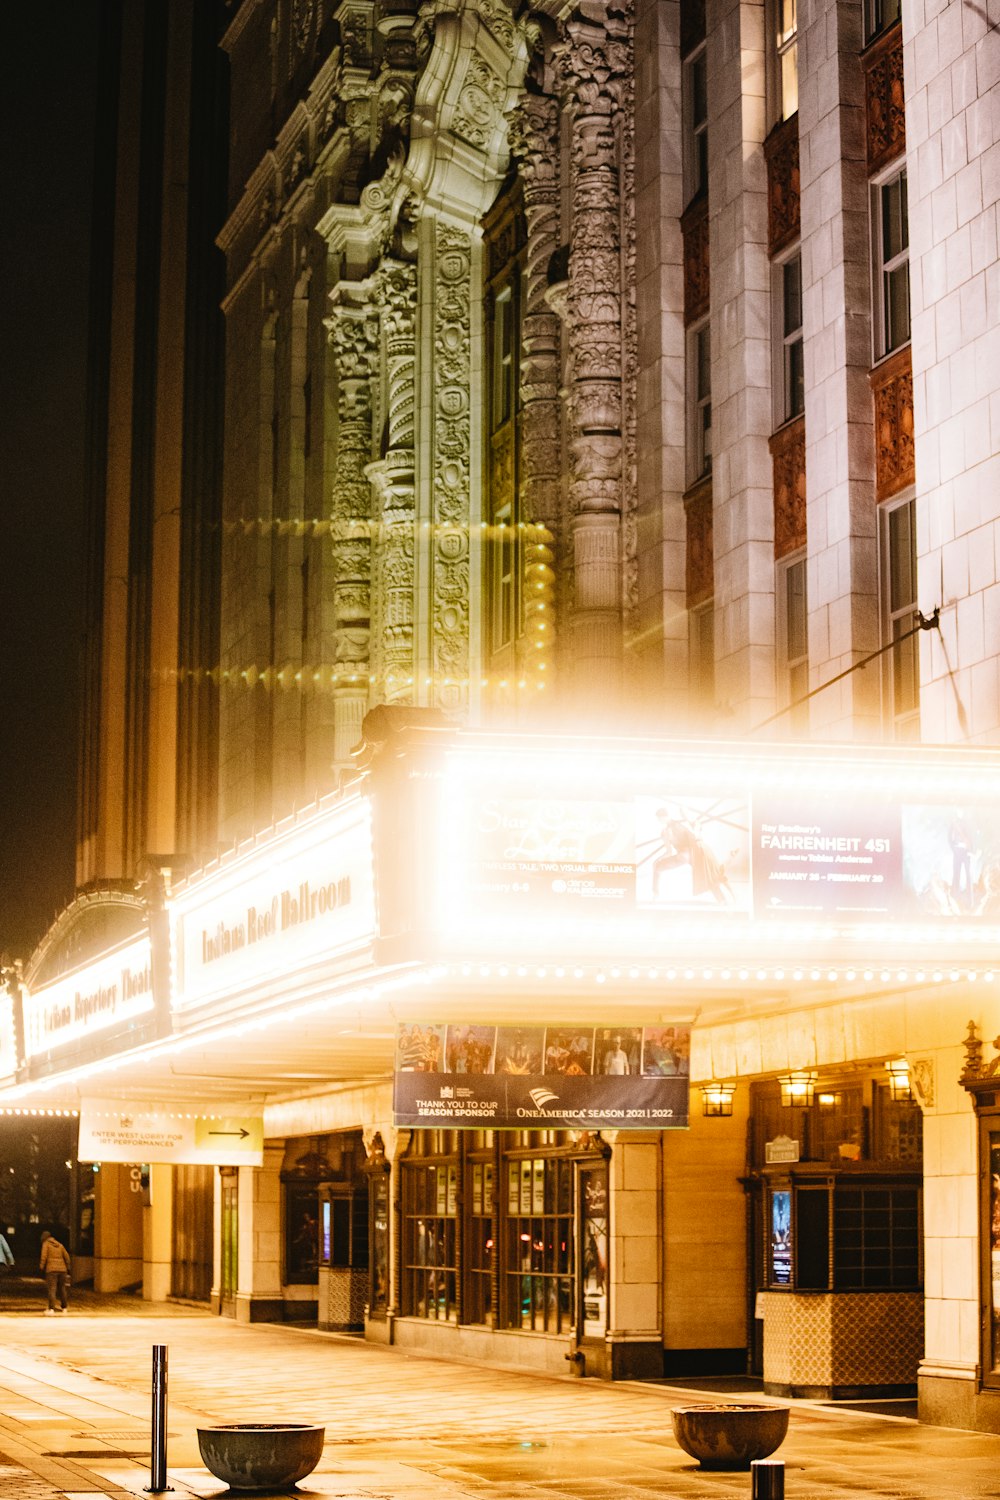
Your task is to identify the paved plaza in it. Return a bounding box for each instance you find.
[0,1287,995,1499]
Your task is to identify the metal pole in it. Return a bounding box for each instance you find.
[750,1458,785,1500]
[147,1343,172,1493]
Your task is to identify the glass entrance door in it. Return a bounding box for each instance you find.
[220,1170,238,1318]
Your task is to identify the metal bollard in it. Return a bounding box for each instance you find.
[750,1458,785,1500]
[146,1343,173,1493]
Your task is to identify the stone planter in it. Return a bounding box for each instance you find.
[196,1422,325,1492]
[670,1403,789,1470]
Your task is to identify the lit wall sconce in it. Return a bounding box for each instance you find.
[701,1083,736,1117]
[817,1091,840,1109]
[778,1070,817,1107]
[885,1058,912,1101]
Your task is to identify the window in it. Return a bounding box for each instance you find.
[833,1183,920,1289]
[864,0,900,43]
[492,286,514,430]
[503,1154,574,1333]
[683,44,708,204]
[881,495,919,739]
[773,251,804,425]
[777,553,808,732]
[872,168,910,360]
[402,1149,459,1322]
[775,0,798,120]
[485,263,524,663]
[688,320,712,481]
[466,1155,495,1325]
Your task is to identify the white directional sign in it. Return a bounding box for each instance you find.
[79,1100,263,1167]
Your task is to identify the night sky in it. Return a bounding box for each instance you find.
[0,7,100,958]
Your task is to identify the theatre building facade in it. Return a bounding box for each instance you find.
[2,725,1000,1426]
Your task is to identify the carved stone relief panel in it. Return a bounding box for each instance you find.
[763,114,800,259]
[681,193,709,327]
[685,477,713,608]
[864,23,906,178]
[871,345,914,502]
[769,414,807,559]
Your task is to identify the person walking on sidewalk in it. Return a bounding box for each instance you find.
[40,1230,71,1314]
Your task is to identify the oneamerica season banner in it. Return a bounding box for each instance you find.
[393,1022,690,1129]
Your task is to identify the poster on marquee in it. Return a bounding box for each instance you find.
[753,793,901,916]
[454,789,751,916]
[900,801,1000,919]
[392,1021,691,1129]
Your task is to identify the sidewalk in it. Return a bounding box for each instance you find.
[0,1293,996,1499]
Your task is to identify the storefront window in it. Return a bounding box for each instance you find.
[503,1154,574,1333]
[988,1131,1000,1373]
[466,1154,494,1324]
[401,1130,603,1336]
[403,1158,458,1321]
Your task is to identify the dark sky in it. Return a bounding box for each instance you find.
[0,7,100,958]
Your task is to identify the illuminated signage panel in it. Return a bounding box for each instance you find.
[173,798,375,1010]
[79,1099,264,1167]
[23,938,154,1060]
[433,743,1000,956]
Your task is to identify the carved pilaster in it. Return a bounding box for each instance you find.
[368,259,418,702]
[863,22,906,178]
[556,0,632,693]
[328,293,379,762]
[430,221,473,709]
[508,90,562,692]
[770,414,807,558]
[870,345,915,502]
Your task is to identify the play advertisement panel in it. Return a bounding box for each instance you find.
[393,1021,691,1129]
[452,791,752,917]
[439,764,1000,937]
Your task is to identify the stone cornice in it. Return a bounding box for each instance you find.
[220,0,264,55]
[216,49,346,262]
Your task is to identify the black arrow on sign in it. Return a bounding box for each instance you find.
[208,1128,251,1140]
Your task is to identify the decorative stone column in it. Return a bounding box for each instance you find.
[508,91,563,697]
[557,2,632,702]
[328,293,379,763]
[798,0,880,735]
[235,1140,284,1323]
[368,259,418,702]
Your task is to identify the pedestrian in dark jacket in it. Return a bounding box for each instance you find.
[39,1231,70,1314]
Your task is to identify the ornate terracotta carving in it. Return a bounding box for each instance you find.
[863,22,906,177]
[431,221,473,705]
[870,345,914,502]
[508,89,563,689]
[369,259,418,701]
[763,114,800,259]
[554,0,633,687]
[684,477,713,607]
[681,193,709,326]
[770,414,806,558]
[328,293,379,755]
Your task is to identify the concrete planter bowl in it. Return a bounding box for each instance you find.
[670,1403,789,1470]
[196,1421,325,1492]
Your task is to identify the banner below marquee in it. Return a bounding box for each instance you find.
[79,1100,264,1167]
[393,1022,690,1129]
